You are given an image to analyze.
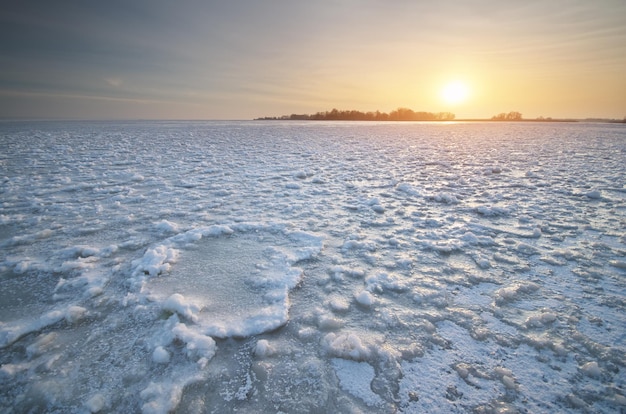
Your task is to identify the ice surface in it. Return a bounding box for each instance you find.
[332,358,384,407]
[1,120,625,412]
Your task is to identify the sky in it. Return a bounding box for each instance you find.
[1,0,625,120]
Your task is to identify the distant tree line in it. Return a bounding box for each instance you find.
[491,112,586,122]
[491,111,523,121]
[256,108,456,121]
[257,109,608,122]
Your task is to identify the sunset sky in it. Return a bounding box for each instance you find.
[1,0,625,120]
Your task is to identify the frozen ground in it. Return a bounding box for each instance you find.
[0,120,625,413]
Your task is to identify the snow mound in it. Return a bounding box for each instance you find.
[322,332,372,361]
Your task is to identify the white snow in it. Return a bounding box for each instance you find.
[1,120,624,413]
[581,361,602,378]
[171,320,216,361]
[354,289,376,307]
[132,245,179,278]
[162,293,199,322]
[140,381,184,414]
[152,346,170,364]
[254,339,275,358]
[322,332,372,361]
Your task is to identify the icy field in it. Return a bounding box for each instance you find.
[1,120,625,413]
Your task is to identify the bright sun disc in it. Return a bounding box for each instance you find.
[441,81,469,104]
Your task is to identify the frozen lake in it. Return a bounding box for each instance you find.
[1,120,625,413]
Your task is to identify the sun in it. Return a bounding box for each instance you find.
[441,81,469,105]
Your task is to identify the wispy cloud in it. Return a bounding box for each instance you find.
[104,78,123,88]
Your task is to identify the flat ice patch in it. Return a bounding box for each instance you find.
[331,358,384,407]
[142,226,322,338]
[148,238,267,321]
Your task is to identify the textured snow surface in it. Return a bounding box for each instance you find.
[1,120,625,413]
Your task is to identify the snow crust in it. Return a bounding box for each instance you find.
[1,120,625,413]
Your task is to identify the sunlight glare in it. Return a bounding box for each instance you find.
[441,81,469,105]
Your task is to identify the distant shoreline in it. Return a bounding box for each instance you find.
[254,108,624,124]
[254,117,626,124]
[0,117,623,124]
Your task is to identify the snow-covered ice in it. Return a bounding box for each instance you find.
[1,120,625,413]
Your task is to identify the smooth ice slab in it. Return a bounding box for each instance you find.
[150,237,267,314]
[141,225,321,338]
[148,237,285,337]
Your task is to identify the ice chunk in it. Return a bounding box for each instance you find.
[460,231,495,246]
[14,260,33,274]
[328,296,350,313]
[494,366,517,390]
[26,332,58,358]
[365,272,409,293]
[65,305,87,324]
[355,290,375,308]
[297,327,318,341]
[152,346,170,364]
[162,293,199,323]
[0,307,72,347]
[140,381,183,414]
[395,182,421,197]
[132,245,178,277]
[524,310,557,328]
[342,239,377,252]
[567,393,587,409]
[581,361,602,378]
[493,282,540,305]
[254,339,275,358]
[501,375,517,390]
[155,220,179,233]
[322,332,371,361]
[609,260,626,270]
[171,322,216,361]
[585,189,602,199]
[371,203,385,214]
[430,192,458,204]
[317,314,344,331]
[475,205,511,216]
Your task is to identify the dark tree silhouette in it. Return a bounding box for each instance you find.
[261,108,456,121]
[491,111,522,121]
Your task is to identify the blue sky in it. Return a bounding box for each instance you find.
[1,0,625,119]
